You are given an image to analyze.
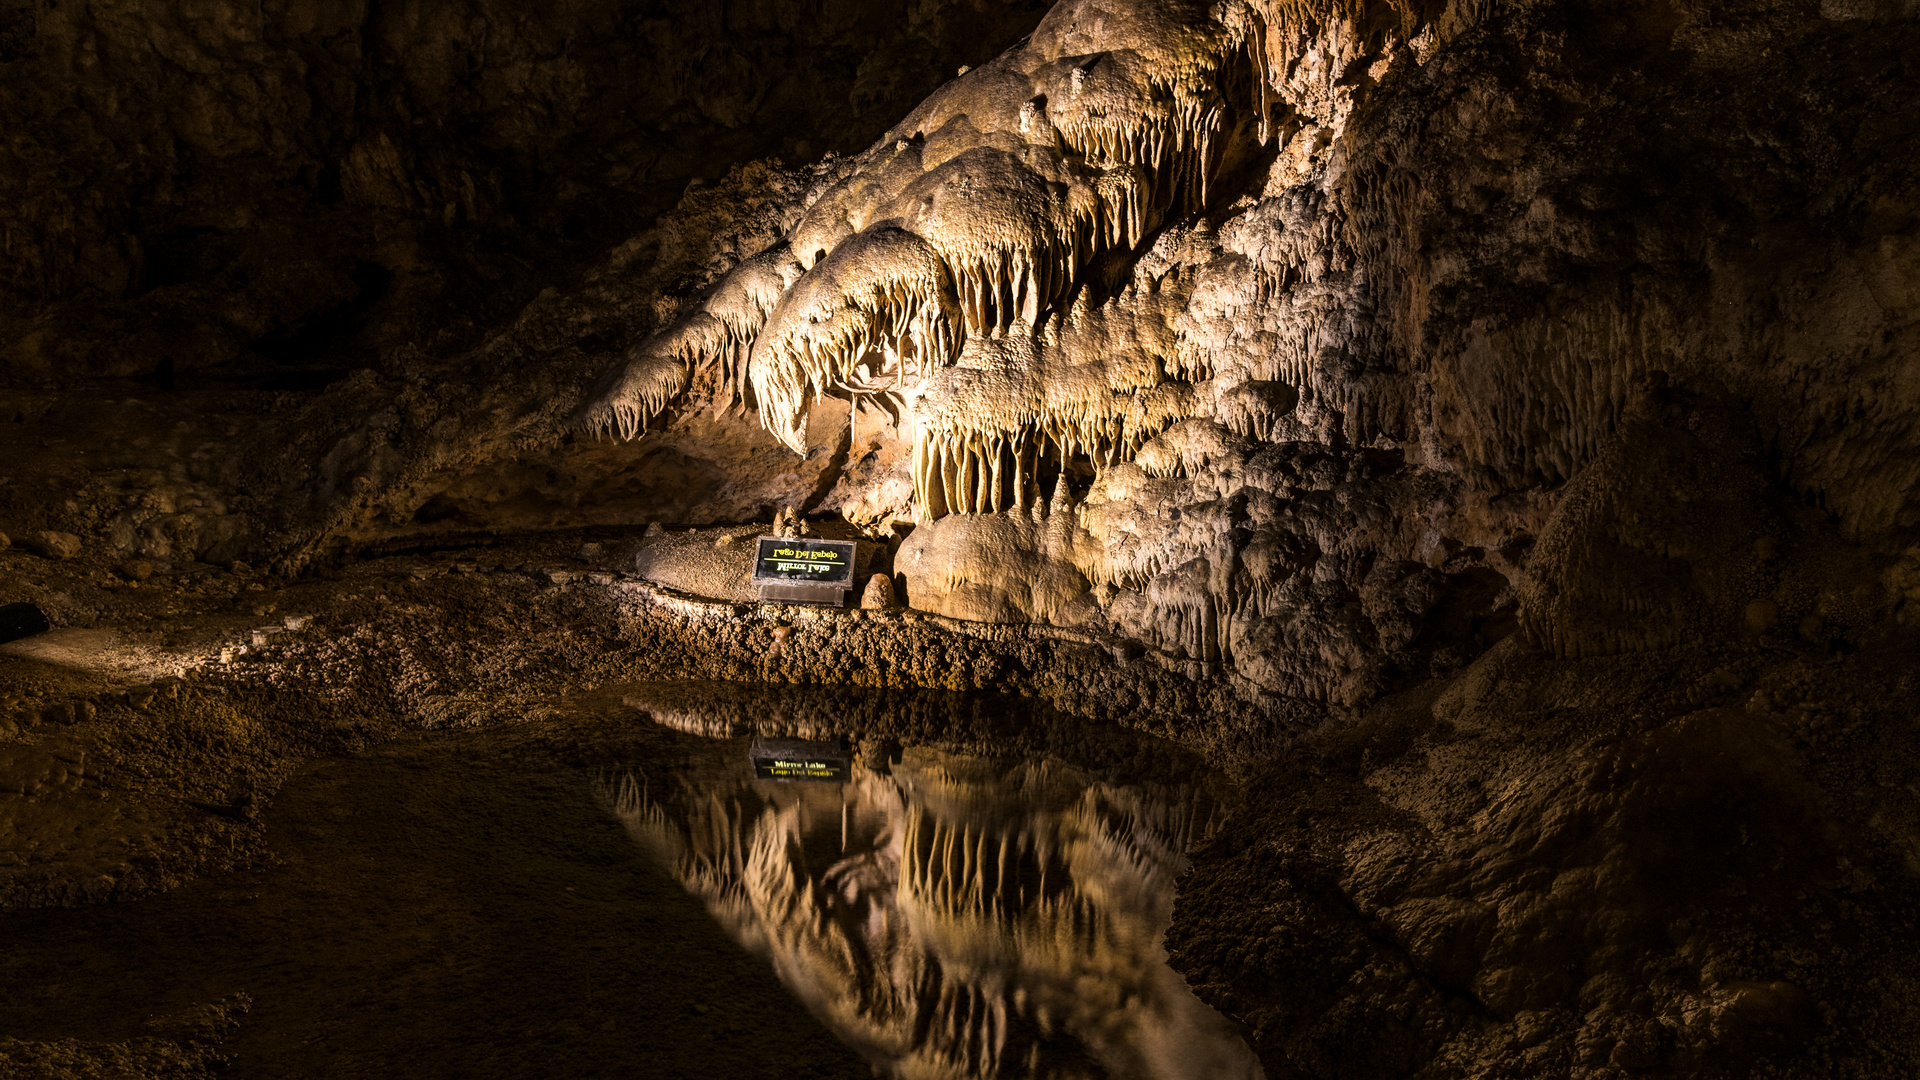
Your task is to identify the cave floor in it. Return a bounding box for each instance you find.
[4,540,1918,1078]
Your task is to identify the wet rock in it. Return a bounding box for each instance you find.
[20,531,81,560]
[0,602,51,643]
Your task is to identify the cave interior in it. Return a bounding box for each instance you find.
[3,0,1920,1077]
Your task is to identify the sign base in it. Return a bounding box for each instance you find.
[757,581,852,606]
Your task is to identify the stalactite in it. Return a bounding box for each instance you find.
[1050,67,1229,221]
[573,314,724,439]
[702,244,807,411]
[573,0,1258,458]
[749,226,962,453]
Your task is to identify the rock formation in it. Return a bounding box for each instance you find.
[571,0,1918,708]
[3,0,1919,1076]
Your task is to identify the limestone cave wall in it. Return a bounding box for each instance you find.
[565,0,1919,705]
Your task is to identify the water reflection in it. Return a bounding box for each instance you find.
[601,693,1265,1080]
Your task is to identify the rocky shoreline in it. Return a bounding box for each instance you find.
[4,534,1918,1076]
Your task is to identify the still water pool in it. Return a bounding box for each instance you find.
[0,683,1262,1079]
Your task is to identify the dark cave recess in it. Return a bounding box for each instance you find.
[0,0,1054,386]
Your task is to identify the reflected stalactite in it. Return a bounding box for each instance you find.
[601,746,1258,1080]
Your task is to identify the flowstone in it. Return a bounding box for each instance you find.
[577,0,1919,719]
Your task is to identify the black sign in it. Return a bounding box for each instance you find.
[752,755,851,782]
[750,736,852,782]
[752,536,855,585]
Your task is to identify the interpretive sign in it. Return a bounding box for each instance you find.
[750,735,852,782]
[753,537,856,584]
[751,536,861,605]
